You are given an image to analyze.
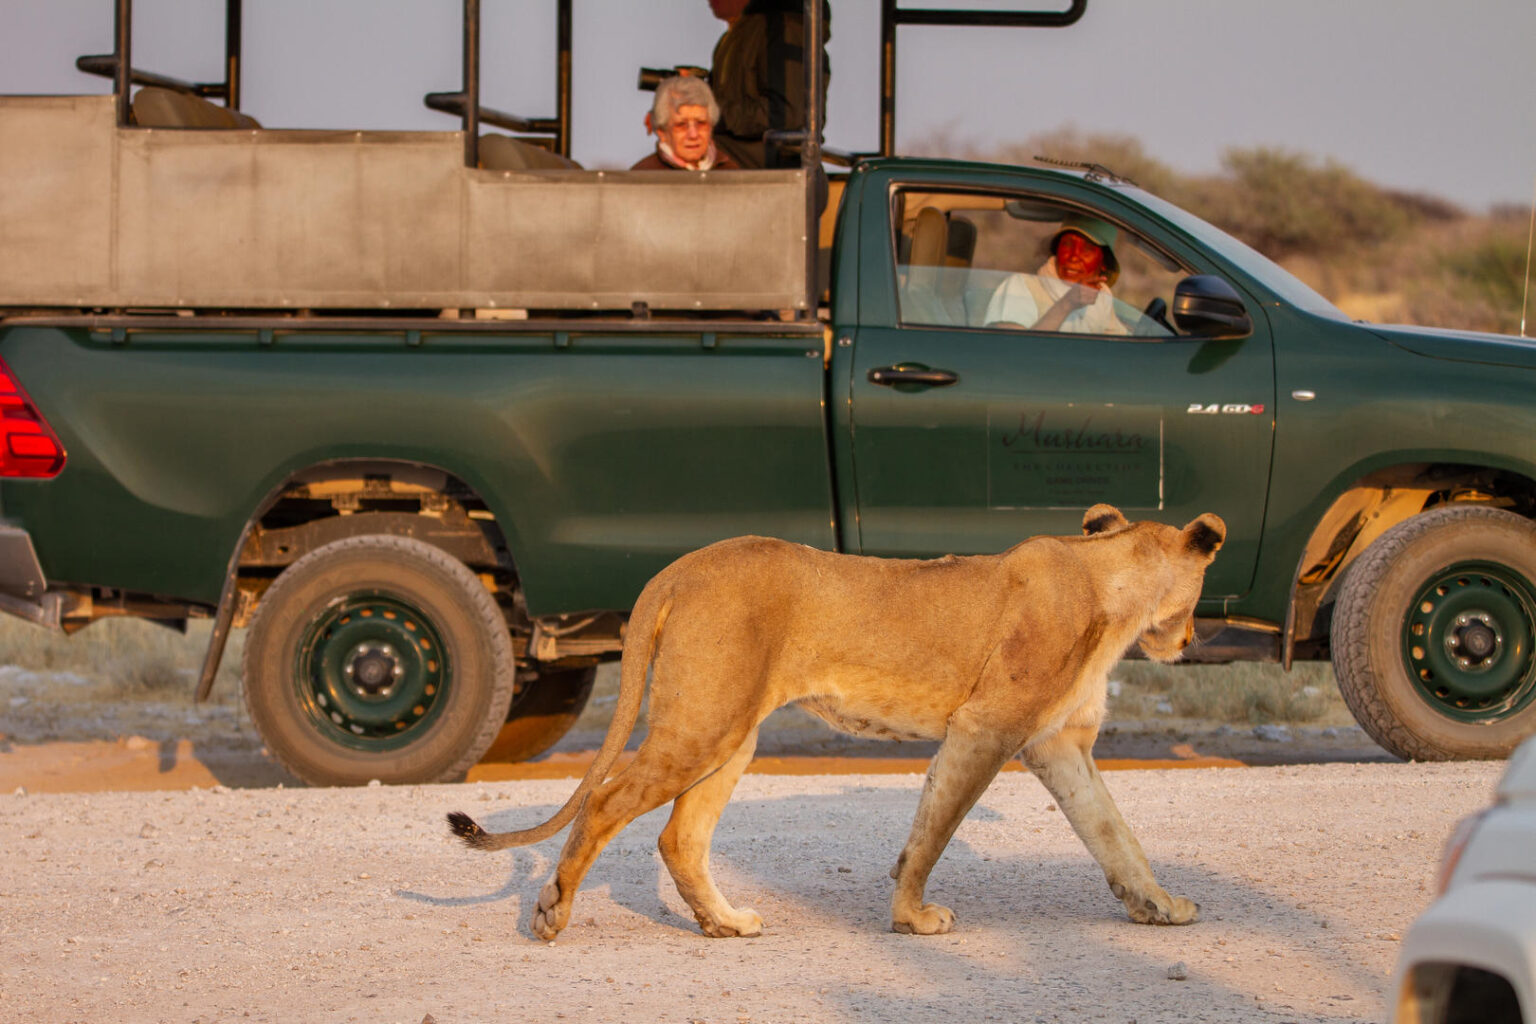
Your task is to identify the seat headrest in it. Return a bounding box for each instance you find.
[908,207,947,268]
[131,87,260,129]
[479,134,582,170]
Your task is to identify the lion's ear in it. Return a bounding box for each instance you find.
[1183,513,1226,558]
[1082,504,1128,536]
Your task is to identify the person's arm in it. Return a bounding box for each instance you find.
[1031,283,1104,332]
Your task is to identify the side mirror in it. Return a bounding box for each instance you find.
[1172,275,1253,338]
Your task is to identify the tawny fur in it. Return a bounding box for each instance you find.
[448,503,1225,939]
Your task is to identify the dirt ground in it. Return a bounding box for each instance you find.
[3,647,1475,1023]
[1,761,1501,1023]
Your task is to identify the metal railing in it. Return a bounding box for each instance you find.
[76,0,245,127]
[878,1,1088,155]
[422,0,571,167]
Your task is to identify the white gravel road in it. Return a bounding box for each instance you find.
[1,760,1500,1024]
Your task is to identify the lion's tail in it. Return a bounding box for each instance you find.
[445,575,674,853]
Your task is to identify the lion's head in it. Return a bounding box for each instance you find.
[1082,504,1226,662]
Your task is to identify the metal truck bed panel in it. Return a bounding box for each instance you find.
[0,95,808,313]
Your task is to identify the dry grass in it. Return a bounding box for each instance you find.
[0,617,251,745]
[0,616,243,698]
[1109,660,1354,727]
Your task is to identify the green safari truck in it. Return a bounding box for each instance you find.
[1,1,1533,784]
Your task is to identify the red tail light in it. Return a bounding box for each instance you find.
[0,358,66,478]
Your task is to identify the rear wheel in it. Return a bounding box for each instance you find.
[243,534,515,786]
[1331,506,1536,760]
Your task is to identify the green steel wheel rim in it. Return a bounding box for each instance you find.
[294,592,451,753]
[1402,560,1536,724]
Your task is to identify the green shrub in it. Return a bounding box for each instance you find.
[1192,147,1418,259]
[1439,232,1530,311]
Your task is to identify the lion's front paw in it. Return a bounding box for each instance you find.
[892,902,955,935]
[531,879,569,940]
[699,907,764,939]
[1126,892,1199,926]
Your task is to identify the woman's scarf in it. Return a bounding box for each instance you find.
[1036,256,1126,335]
[657,138,722,171]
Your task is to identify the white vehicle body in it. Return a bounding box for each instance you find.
[1393,738,1536,1023]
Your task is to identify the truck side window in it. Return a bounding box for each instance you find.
[893,191,1185,338]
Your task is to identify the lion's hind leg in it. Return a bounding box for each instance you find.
[658,726,764,938]
[1022,726,1198,925]
[532,719,762,940]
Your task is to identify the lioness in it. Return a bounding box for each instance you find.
[449,504,1225,939]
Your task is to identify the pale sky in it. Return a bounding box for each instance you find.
[3,0,1532,211]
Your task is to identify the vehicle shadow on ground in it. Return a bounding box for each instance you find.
[158,739,292,787]
[394,786,1395,1021]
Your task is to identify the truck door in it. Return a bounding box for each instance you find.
[842,185,1275,599]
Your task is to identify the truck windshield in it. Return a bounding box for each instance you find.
[1124,187,1348,321]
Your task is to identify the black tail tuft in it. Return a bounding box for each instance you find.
[447,810,491,849]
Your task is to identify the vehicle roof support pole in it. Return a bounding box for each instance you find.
[556,0,572,158]
[802,0,825,318]
[879,3,1090,157]
[462,0,481,168]
[879,0,895,157]
[224,0,242,110]
[113,0,132,127]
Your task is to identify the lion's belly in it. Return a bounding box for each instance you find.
[769,654,979,743]
[798,696,940,746]
[786,666,964,746]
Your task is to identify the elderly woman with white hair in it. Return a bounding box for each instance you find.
[631,75,740,171]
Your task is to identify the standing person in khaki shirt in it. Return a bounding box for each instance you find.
[704,0,830,169]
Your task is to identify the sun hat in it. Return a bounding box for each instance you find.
[1050,213,1120,283]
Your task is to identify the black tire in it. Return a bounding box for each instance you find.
[1331,506,1536,761]
[483,665,597,763]
[243,534,516,786]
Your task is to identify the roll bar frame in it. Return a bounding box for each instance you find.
[878,1,1088,156]
[70,0,1087,318]
[76,0,244,127]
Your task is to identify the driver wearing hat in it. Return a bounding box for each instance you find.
[984,213,1128,334]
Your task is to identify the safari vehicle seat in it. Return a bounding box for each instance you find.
[130,86,261,129]
[479,134,583,170]
[902,208,982,326]
[900,206,949,322]
[960,268,1013,327]
[908,206,947,270]
[939,215,977,322]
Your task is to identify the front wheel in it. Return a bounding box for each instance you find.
[1331,506,1536,760]
[243,534,516,786]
